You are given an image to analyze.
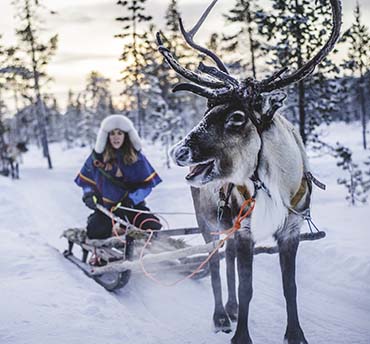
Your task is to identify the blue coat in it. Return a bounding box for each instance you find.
[75,150,162,208]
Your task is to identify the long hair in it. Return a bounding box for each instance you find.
[103,135,138,165]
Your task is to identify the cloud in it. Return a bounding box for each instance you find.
[54,52,117,64]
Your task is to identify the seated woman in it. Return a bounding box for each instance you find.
[75,114,162,240]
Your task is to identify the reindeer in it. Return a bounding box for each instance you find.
[157,0,341,343]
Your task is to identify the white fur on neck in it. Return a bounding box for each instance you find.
[250,172,287,244]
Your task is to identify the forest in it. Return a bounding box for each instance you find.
[0,0,369,204]
[1,2,370,344]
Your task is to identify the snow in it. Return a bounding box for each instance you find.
[1,123,370,344]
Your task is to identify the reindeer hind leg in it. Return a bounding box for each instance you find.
[278,231,308,344]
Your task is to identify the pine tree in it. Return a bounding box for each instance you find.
[159,0,207,131]
[363,155,370,196]
[312,139,368,205]
[0,92,9,175]
[43,95,63,143]
[63,90,76,148]
[78,71,113,148]
[335,144,368,205]
[223,0,262,78]
[64,91,86,147]
[13,0,58,169]
[115,0,153,136]
[258,0,339,144]
[340,2,370,149]
[0,35,33,143]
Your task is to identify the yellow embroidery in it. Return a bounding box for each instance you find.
[79,173,96,186]
[144,172,157,182]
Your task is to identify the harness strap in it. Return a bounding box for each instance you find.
[305,171,326,190]
[236,185,251,200]
[290,177,308,209]
[235,174,309,210]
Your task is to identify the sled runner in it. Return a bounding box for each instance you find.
[62,204,325,292]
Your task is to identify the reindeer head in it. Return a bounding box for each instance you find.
[157,0,341,187]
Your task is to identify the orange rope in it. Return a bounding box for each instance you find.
[111,206,126,244]
[210,197,256,236]
[139,197,255,287]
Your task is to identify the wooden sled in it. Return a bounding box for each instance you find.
[61,226,212,291]
[62,205,325,291]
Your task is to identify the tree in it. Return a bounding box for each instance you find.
[159,0,207,130]
[43,94,63,143]
[223,0,262,78]
[115,0,153,136]
[78,71,114,147]
[0,92,9,175]
[340,2,370,149]
[335,144,368,205]
[13,0,58,169]
[258,0,339,145]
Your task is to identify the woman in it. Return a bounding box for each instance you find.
[75,114,162,240]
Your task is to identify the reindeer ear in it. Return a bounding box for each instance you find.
[268,91,286,108]
[260,91,286,115]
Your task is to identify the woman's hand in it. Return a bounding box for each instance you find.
[120,196,134,208]
[82,191,101,210]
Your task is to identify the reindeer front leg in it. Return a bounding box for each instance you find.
[225,237,238,322]
[231,231,254,344]
[202,229,232,333]
[278,236,308,344]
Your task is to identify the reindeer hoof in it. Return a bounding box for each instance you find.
[225,302,238,322]
[231,332,253,344]
[213,312,232,333]
[284,327,308,344]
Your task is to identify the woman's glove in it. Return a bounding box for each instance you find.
[82,191,101,210]
[120,195,134,208]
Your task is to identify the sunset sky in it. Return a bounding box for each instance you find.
[1,0,369,111]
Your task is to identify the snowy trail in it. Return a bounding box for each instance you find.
[1,137,369,344]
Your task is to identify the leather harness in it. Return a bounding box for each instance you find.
[219,171,325,219]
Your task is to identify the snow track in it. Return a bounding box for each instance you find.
[0,138,369,344]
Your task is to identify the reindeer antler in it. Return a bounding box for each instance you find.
[157,0,342,110]
[156,32,225,89]
[261,0,342,92]
[156,0,238,100]
[178,0,229,74]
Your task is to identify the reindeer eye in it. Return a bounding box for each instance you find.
[225,111,247,130]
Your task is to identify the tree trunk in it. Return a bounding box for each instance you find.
[247,20,257,79]
[298,80,306,145]
[25,0,52,169]
[295,0,306,145]
[359,73,367,150]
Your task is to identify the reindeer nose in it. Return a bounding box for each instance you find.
[174,146,192,166]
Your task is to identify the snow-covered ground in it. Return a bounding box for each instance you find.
[0,122,369,344]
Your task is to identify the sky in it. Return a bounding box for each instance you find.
[0,0,369,111]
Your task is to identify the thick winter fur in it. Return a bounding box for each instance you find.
[95,114,142,153]
[171,104,310,343]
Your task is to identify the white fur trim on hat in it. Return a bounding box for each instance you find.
[94,114,142,153]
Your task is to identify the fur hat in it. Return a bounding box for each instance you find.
[94,114,142,153]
